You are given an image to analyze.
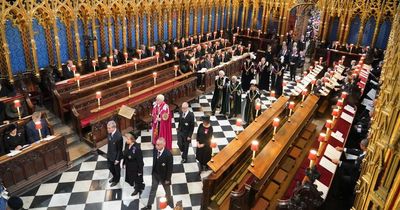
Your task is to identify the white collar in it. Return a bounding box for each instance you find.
[111,129,116,137]
[158,148,164,156]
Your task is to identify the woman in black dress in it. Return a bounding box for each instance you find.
[123,132,144,196]
[196,115,213,172]
[4,123,26,153]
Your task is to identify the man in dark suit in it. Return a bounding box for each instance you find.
[25,112,50,143]
[106,120,123,187]
[61,60,75,79]
[111,49,124,66]
[177,102,195,163]
[142,138,174,210]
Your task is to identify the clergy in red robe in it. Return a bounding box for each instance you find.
[151,94,172,150]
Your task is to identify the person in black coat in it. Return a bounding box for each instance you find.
[123,132,144,196]
[25,112,50,143]
[211,71,230,115]
[289,48,300,81]
[228,76,242,118]
[106,120,123,187]
[111,49,124,66]
[61,60,75,79]
[177,102,195,163]
[244,80,261,125]
[3,123,26,153]
[196,115,213,172]
[241,58,254,92]
[142,138,174,210]
[258,57,270,91]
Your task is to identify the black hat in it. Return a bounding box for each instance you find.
[7,196,24,210]
[5,123,17,134]
[201,115,210,123]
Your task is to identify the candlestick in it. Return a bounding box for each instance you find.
[159,197,167,209]
[92,60,96,72]
[210,137,217,162]
[109,56,113,66]
[270,90,276,98]
[153,72,157,85]
[332,108,339,121]
[272,118,280,141]
[255,102,261,121]
[258,30,261,38]
[235,118,242,138]
[247,28,250,36]
[14,100,21,119]
[288,101,295,122]
[155,52,160,64]
[96,91,101,109]
[107,65,112,80]
[308,149,317,168]
[317,133,327,156]
[35,121,43,140]
[213,31,217,39]
[337,99,343,109]
[301,90,307,107]
[325,119,332,135]
[250,140,259,167]
[174,65,178,77]
[127,81,132,96]
[133,58,138,70]
[75,73,80,90]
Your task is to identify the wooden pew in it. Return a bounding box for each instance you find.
[87,74,199,148]
[0,135,69,195]
[0,94,35,122]
[226,95,319,210]
[53,59,176,121]
[201,53,250,92]
[201,96,289,209]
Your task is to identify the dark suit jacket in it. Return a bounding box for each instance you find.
[107,130,123,162]
[152,148,173,182]
[177,111,195,138]
[61,65,75,79]
[344,148,365,171]
[25,119,50,143]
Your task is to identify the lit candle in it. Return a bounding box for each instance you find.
[325,119,332,134]
[308,149,317,168]
[336,99,343,109]
[92,60,97,72]
[301,89,308,106]
[272,118,280,141]
[155,52,160,64]
[14,100,22,119]
[317,133,327,156]
[109,56,113,66]
[127,81,132,96]
[210,137,217,162]
[255,102,261,119]
[159,197,168,209]
[288,101,295,122]
[153,72,157,85]
[213,31,217,39]
[150,46,155,56]
[250,140,259,167]
[174,65,178,77]
[133,58,138,70]
[107,65,112,80]
[311,79,316,94]
[332,108,339,121]
[75,73,80,90]
[71,65,76,76]
[124,52,128,63]
[137,49,142,59]
[35,121,43,140]
[96,91,102,109]
[270,90,276,98]
[341,92,348,100]
[174,47,178,59]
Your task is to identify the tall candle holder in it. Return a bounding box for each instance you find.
[288,101,295,122]
[210,137,217,162]
[35,121,43,140]
[127,81,132,96]
[96,91,102,110]
[235,118,242,139]
[14,100,22,119]
[250,140,259,167]
[153,72,157,85]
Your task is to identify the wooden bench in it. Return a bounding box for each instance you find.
[225,95,319,210]
[201,96,289,209]
[53,59,175,121]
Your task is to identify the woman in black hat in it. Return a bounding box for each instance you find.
[196,115,213,172]
[4,123,26,153]
[123,132,144,196]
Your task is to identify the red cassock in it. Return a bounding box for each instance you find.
[151,102,172,150]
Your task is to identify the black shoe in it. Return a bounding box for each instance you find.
[141,205,151,210]
[131,190,141,196]
[108,178,114,183]
[110,182,118,187]
[181,159,187,163]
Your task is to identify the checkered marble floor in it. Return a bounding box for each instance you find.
[18,70,298,210]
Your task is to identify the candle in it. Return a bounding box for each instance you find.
[270,91,275,98]
[236,118,242,127]
[337,99,343,109]
[237,27,239,33]
[155,52,160,64]
[133,58,138,70]
[332,108,339,121]
[75,73,80,90]
[318,133,326,142]
[255,102,261,119]
[174,47,178,59]
[153,72,157,85]
[109,56,113,66]
[250,140,259,167]
[213,31,217,39]
[71,65,76,76]
[210,138,217,148]
[174,65,178,77]
[325,119,332,135]
[92,60,96,72]
[14,100,21,119]
[107,65,112,80]
[137,49,142,59]
[96,91,102,109]
[258,30,261,37]
[288,101,295,122]
[272,118,279,141]
[35,121,43,140]
[301,90,307,106]
[341,92,348,99]
[159,197,168,209]
[317,132,327,156]
[127,81,132,96]
[124,52,128,63]
[308,149,318,168]
[150,46,155,56]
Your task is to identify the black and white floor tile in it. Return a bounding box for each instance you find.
[19,71,298,210]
